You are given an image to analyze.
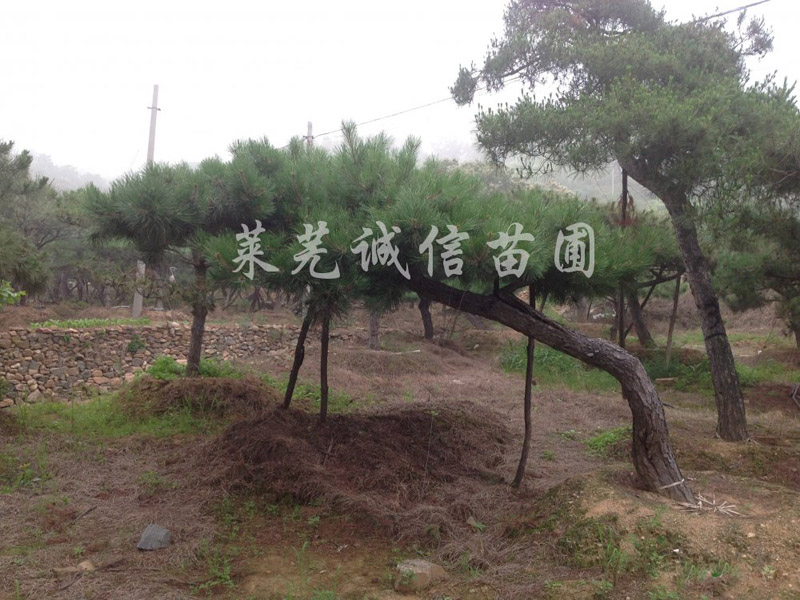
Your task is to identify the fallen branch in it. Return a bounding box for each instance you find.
[676,493,741,516]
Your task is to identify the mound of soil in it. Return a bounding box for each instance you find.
[120,375,282,417]
[203,403,511,541]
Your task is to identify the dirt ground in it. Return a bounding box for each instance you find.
[1,298,800,599]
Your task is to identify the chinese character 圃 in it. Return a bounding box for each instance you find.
[486,223,535,278]
[554,222,595,278]
[232,220,279,280]
[350,221,410,280]
[419,225,470,278]
[291,221,340,279]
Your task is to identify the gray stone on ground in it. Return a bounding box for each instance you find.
[136,523,171,550]
[394,559,447,593]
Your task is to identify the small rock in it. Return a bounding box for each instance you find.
[137,523,171,550]
[747,532,756,538]
[26,390,43,404]
[394,559,447,593]
[0,398,14,409]
[77,560,95,572]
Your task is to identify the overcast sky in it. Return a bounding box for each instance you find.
[3,0,798,181]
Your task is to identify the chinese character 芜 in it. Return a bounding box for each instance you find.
[291,221,340,279]
[419,225,470,277]
[554,222,595,278]
[350,221,411,280]
[232,220,279,280]
[486,223,535,278]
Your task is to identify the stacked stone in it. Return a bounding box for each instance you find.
[0,323,300,406]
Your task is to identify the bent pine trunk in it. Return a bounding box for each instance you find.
[407,276,694,503]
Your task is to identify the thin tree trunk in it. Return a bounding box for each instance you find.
[368,310,380,350]
[662,195,747,441]
[664,274,682,369]
[418,296,435,340]
[627,290,656,348]
[512,284,536,488]
[284,312,313,409]
[186,253,209,377]
[791,322,800,351]
[320,315,330,423]
[618,170,629,349]
[407,275,694,503]
[574,297,590,323]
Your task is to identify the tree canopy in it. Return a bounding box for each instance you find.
[449,0,800,441]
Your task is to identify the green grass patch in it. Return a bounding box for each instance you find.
[0,443,49,493]
[30,317,151,329]
[147,355,246,380]
[10,395,224,440]
[500,341,619,392]
[736,359,800,386]
[261,374,354,415]
[586,426,631,458]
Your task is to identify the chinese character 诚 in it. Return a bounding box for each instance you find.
[232,220,280,280]
[291,221,340,279]
[486,223,535,278]
[350,221,410,279]
[419,225,470,277]
[554,222,595,278]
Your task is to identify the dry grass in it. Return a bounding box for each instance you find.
[118,375,282,418]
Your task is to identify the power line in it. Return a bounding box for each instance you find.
[693,0,773,22]
[279,0,776,149]
[280,76,523,149]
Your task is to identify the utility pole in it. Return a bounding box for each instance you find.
[132,84,160,318]
[147,84,160,164]
[305,121,313,150]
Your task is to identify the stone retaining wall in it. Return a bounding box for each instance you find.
[0,323,300,407]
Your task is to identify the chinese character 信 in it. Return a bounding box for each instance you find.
[291,221,340,279]
[554,222,595,278]
[232,220,279,280]
[350,221,410,280]
[486,223,535,278]
[419,225,470,278]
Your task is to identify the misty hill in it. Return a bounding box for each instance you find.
[30,154,109,191]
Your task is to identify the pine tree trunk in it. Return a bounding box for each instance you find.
[407,276,694,503]
[665,275,682,368]
[186,254,209,377]
[368,310,380,350]
[574,297,590,323]
[284,313,312,409]
[320,315,330,423]
[662,196,748,441]
[418,296,435,340]
[792,322,800,350]
[512,285,536,488]
[627,290,656,348]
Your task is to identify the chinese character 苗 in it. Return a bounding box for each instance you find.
[554,222,595,278]
[232,220,280,280]
[350,221,410,280]
[291,221,340,279]
[486,223,535,278]
[419,225,470,277]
